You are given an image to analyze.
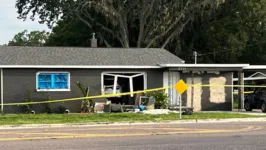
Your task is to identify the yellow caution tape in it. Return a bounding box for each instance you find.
[2,86,172,106]
[1,84,263,106]
[233,91,253,94]
[189,84,266,88]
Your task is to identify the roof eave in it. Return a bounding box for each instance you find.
[0,65,162,69]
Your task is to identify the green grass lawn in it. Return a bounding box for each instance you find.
[0,112,265,125]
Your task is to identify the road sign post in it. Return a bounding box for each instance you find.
[179,94,182,119]
[174,79,188,119]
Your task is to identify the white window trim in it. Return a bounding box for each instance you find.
[101,71,147,97]
[36,71,71,92]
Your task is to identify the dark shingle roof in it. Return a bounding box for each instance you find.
[0,46,184,66]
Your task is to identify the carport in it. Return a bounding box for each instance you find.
[236,65,266,111]
[161,64,249,111]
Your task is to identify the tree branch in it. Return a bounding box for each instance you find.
[145,0,192,48]
[76,13,92,28]
[99,33,111,48]
[115,2,129,47]
[161,17,192,49]
[145,14,184,48]
[137,0,156,47]
[83,1,129,47]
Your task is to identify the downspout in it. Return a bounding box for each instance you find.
[1,69,3,113]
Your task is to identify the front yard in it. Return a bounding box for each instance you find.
[0,112,265,125]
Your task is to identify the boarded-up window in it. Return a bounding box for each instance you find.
[186,77,202,111]
[209,77,226,103]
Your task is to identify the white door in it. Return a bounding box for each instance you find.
[163,71,180,106]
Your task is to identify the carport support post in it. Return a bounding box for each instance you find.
[238,71,244,111]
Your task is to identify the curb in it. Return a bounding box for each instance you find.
[1,118,266,129]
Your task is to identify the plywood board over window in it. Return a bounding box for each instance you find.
[186,77,202,111]
[209,77,226,103]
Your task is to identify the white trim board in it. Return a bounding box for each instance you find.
[243,65,266,69]
[248,72,266,78]
[0,65,161,69]
[0,64,250,69]
[233,77,266,81]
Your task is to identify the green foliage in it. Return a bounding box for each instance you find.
[147,90,168,109]
[15,0,224,48]
[76,81,94,113]
[45,17,111,47]
[13,0,266,65]
[0,110,4,115]
[58,105,67,114]
[177,0,266,64]
[8,30,50,46]
[23,82,33,113]
[45,96,53,114]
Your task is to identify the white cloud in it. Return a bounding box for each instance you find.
[0,0,50,45]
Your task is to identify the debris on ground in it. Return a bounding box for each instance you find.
[141,109,172,115]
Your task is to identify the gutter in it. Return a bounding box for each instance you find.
[0,65,162,69]
[159,64,250,68]
[243,65,266,70]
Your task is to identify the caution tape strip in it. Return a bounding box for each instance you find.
[189,84,266,88]
[2,86,171,106]
[233,91,253,94]
[0,84,262,106]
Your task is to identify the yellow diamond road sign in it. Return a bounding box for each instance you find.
[174,79,188,95]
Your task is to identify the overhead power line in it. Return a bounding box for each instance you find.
[199,40,266,56]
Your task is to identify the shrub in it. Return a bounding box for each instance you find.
[76,81,94,113]
[23,82,34,113]
[147,90,168,109]
[45,96,53,114]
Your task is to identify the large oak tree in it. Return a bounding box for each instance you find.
[15,0,225,48]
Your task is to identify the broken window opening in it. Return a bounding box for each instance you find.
[101,72,146,105]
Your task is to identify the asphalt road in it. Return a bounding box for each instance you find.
[0,122,266,150]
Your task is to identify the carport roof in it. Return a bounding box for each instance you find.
[243,65,266,70]
[160,64,249,68]
[160,64,250,71]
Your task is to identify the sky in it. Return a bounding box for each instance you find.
[0,0,49,45]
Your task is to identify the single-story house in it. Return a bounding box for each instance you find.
[0,45,248,113]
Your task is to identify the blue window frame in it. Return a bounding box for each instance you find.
[36,72,70,91]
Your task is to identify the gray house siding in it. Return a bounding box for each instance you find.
[2,68,163,113]
[180,71,233,111]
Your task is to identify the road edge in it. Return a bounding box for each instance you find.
[1,117,266,129]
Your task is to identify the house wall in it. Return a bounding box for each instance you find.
[2,68,163,113]
[180,71,233,111]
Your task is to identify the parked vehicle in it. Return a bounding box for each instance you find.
[244,87,266,113]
